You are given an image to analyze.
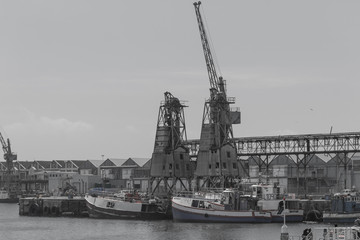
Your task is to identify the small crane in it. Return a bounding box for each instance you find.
[0,132,17,193]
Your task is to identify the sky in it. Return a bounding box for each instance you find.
[1,0,360,161]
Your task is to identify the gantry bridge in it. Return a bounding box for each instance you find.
[186,132,360,157]
[186,131,360,192]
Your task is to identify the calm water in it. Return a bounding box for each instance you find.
[0,204,329,240]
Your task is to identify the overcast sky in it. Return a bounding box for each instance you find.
[1,0,360,161]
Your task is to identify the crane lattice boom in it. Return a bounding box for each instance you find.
[193,1,226,95]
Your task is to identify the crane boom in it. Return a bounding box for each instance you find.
[193,1,225,94]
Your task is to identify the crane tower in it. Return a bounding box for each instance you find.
[193,2,241,189]
[150,92,192,195]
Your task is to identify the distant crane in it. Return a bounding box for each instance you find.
[150,92,192,195]
[0,132,17,194]
[193,2,240,189]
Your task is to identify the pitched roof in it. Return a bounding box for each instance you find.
[248,156,264,166]
[327,153,349,165]
[87,159,104,167]
[53,160,66,168]
[142,159,151,169]
[306,154,326,166]
[351,153,360,161]
[101,158,127,167]
[269,155,296,166]
[129,158,150,167]
[35,161,52,169]
[122,158,139,167]
[14,161,31,169]
[71,160,95,169]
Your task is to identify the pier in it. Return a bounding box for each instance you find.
[19,196,87,217]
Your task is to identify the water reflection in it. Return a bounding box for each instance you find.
[0,204,328,240]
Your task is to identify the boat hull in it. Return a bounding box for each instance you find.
[270,213,304,223]
[323,212,360,223]
[0,198,19,203]
[172,199,272,223]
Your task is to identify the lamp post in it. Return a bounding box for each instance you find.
[280,197,289,240]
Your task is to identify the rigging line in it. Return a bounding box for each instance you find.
[200,4,223,78]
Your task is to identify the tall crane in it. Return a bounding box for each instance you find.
[0,132,17,194]
[193,2,240,189]
[150,92,192,195]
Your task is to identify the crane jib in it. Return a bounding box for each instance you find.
[193,1,223,95]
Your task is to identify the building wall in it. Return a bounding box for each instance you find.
[48,171,101,195]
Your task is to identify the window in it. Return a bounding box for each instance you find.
[275,141,280,150]
[106,202,115,208]
[191,200,199,208]
[355,137,359,146]
[222,163,227,169]
[215,162,220,169]
[209,164,212,169]
[233,163,237,169]
[227,151,231,158]
[180,154,184,160]
[169,164,172,170]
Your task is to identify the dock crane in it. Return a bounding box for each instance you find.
[0,132,17,194]
[150,92,192,195]
[193,2,240,189]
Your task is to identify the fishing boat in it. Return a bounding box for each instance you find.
[0,189,19,203]
[323,189,360,223]
[252,184,304,222]
[171,189,272,223]
[85,190,169,220]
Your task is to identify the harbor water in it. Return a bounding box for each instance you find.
[0,203,334,240]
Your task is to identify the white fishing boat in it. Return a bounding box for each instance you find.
[85,191,168,220]
[0,189,18,203]
[172,189,272,223]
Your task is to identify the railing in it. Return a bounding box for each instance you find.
[288,227,360,240]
